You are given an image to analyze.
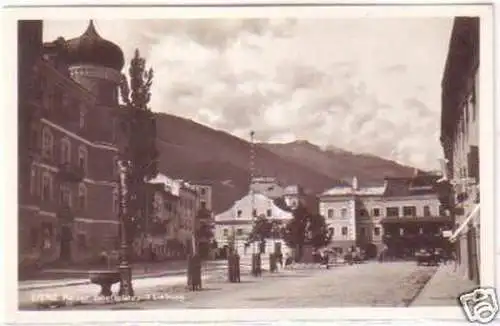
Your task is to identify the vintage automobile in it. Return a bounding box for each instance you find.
[415,248,440,266]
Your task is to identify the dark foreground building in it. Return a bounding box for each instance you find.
[439,17,480,284]
[18,21,125,271]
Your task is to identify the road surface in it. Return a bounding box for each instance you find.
[42,261,437,310]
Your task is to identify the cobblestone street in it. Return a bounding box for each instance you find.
[53,261,437,310]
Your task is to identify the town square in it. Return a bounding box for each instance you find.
[15,13,485,315]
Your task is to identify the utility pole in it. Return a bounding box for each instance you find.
[250,130,261,276]
[117,49,157,297]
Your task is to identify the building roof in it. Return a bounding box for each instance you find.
[215,191,293,222]
[64,20,124,71]
[147,173,181,197]
[383,175,439,197]
[321,186,386,197]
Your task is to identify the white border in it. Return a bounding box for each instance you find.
[1,3,495,324]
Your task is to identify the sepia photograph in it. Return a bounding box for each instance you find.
[4,4,495,324]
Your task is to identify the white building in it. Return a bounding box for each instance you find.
[320,175,447,257]
[214,191,293,256]
[319,177,385,254]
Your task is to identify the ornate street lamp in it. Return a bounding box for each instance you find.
[116,49,157,297]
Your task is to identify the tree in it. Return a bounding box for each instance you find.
[307,214,333,249]
[195,206,214,242]
[118,49,158,241]
[281,205,333,260]
[247,214,273,250]
[281,204,309,250]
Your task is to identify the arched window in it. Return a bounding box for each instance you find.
[78,183,87,210]
[59,183,71,207]
[41,171,53,201]
[60,137,71,164]
[78,145,88,173]
[112,186,119,214]
[41,127,54,159]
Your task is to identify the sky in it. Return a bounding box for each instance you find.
[43,18,454,171]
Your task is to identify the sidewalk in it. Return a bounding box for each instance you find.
[411,263,478,306]
[19,260,226,291]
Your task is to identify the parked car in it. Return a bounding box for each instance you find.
[415,248,439,266]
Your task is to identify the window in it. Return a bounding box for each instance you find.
[329,227,334,235]
[78,183,87,210]
[236,209,242,218]
[200,188,206,195]
[112,187,119,214]
[423,206,431,216]
[41,127,54,159]
[79,108,86,129]
[41,172,53,201]
[30,164,37,195]
[358,209,368,217]
[341,227,348,236]
[252,209,257,217]
[78,145,87,173]
[372,208,380,217]
[327,209,334,219]
[266,209,272,217]
[236,228,243,236]
[60,138,71,164]
[59,184,72,207]
[386,207,399,217]
[403,206,416,217]
[223,229,229,236]
[200,201,206,209]
[374,227,381,236]
[340,208,347,219]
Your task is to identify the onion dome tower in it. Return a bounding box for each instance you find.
[65,20,124,106]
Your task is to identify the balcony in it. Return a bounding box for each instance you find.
[57,162,84,183]
[57,204,74,224]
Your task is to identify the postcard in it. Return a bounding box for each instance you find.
[1,3,496,325]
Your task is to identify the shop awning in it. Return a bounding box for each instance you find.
[381,216,453,224]
[449,204,480,243]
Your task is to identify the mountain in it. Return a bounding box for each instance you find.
[154,113,348,214]
[259,141,419,186]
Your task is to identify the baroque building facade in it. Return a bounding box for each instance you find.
[19,20,124,270]
[319,174,450,258]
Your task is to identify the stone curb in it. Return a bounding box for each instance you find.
[22,268,265,310]
[19,267,222,292]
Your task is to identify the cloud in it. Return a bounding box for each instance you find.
[43,17,453,171]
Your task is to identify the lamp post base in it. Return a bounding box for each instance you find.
[118,263,134,297]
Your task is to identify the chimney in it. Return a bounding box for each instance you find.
[352,176,359,190]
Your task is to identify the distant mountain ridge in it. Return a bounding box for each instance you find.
[260,140,419,186]
[153,113,418,213]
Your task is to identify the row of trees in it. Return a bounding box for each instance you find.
[247,203,333,255]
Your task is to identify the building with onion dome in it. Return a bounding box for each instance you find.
[18,20,126,271]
